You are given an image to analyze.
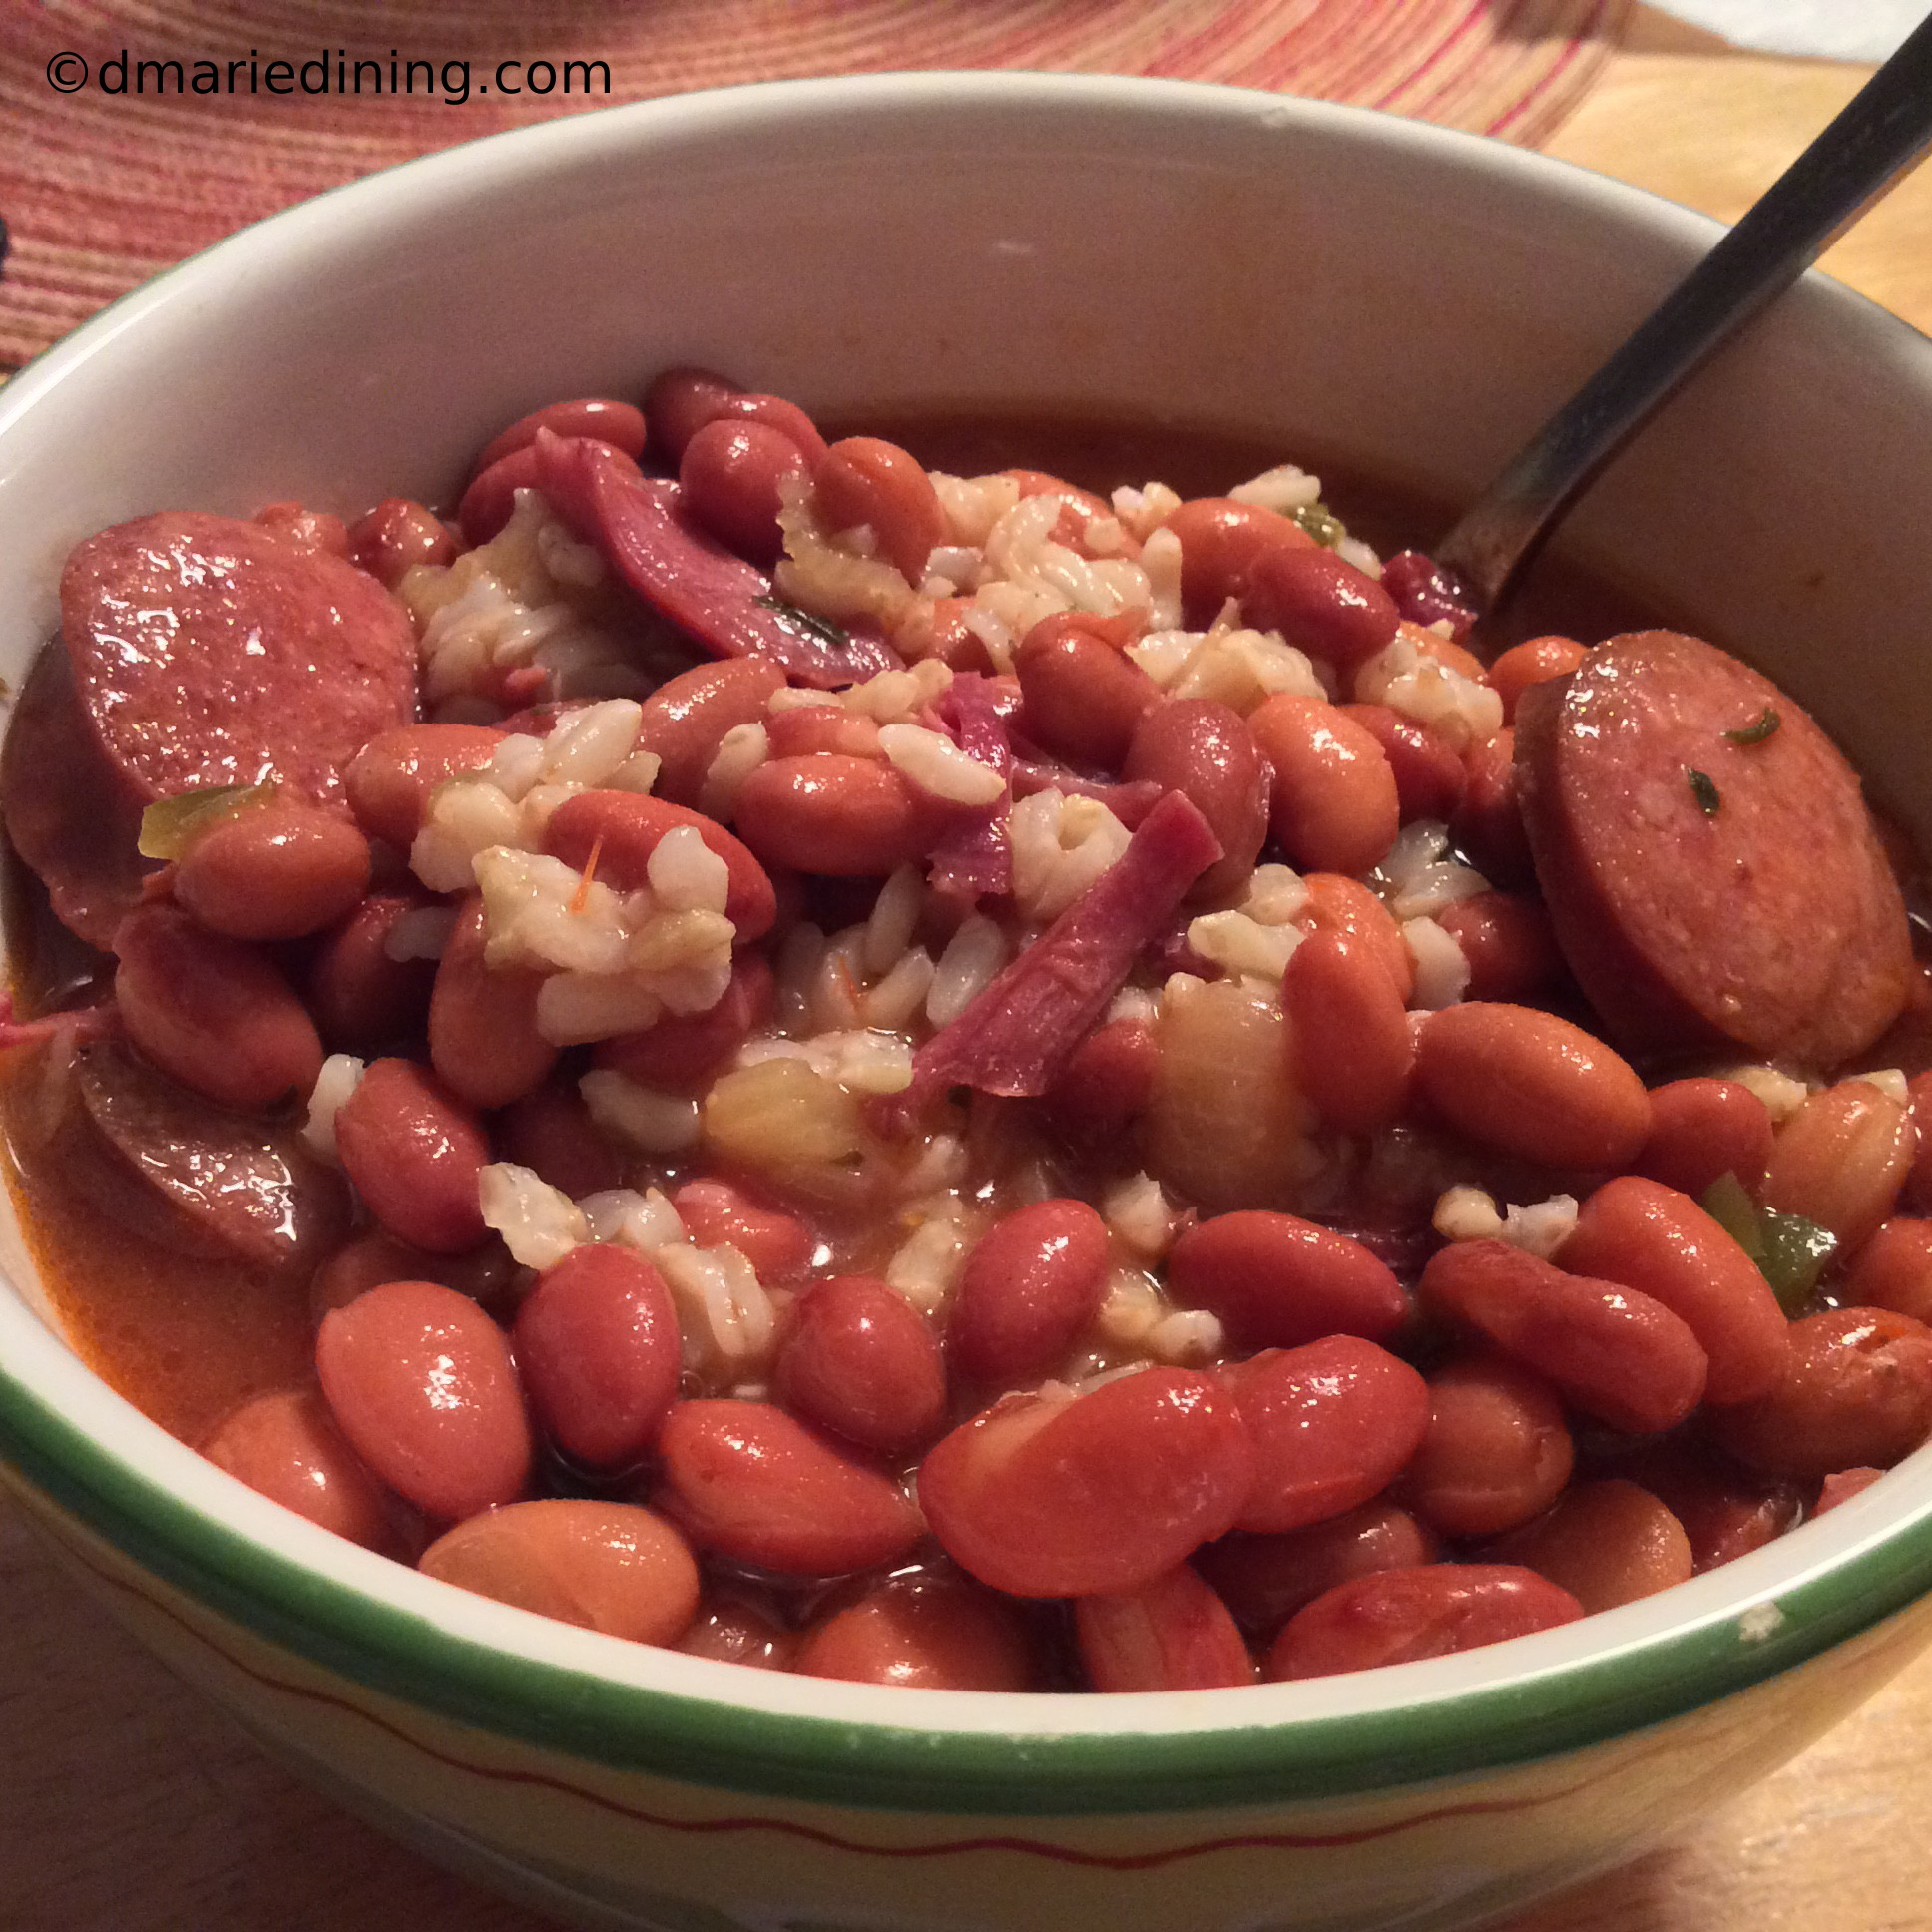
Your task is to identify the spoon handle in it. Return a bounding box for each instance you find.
[1435,9,1932,616]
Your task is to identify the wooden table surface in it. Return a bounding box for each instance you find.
[8,9,1932,1929]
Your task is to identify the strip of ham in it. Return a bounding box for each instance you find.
[927,674,1014,902]
[532,430,901,688]
[883,790,1221,1122]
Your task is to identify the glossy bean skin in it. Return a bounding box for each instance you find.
[708,390,828,464]
[1248,695,1399,876]
[1433,891,1560,1005]
[1710,1307,1932,1479]
[1489,635,1589,721]
[677,1589,797,1671]
[455,443,540,547]
[1195,1502,1439,1636]
[256,501,350,556]
[1760,1082,1915,1253]
[732,754,935,878]
[1074,1563,1255,1692]
[633,659,786,807]
[1222,1337,1429,1534]
[1167,1210,1405,1350]
[428,898,558,1112]
[333,1057,490,1254]
[1905,1071,1932,1215]
[644,365,741,466]
[671,1178,816,1281]
[949,1199,1111,1386]
[814,436,948,583]
[1398,1351,1573,1539]
[1634,1077,1775,1199]
[794,1567,1036,1690]
[1419,1239,1708,1435]
[773,1274,947,1454]
[345,496,456,589]
[1124,699,1268,902]
[495,1079,626,1201]
[1015,614,1162,771]
[316,1279,531,1521]
[1454,728,1534,886]
[201,1387,407,1556]
[1282,925,1413,1134]
[654,1400,922,1577]
[1559,1176,1791,1405]
[594,954,775,1094]
[679,417,810,566]
[1241,545,1400,671]
[307,892,439,1055]
[308,1229,514,1322]
[1338,702,1466,823]
[1299,872,1414,1000]
[1847,1217,1932,1323]
[1413,1002,1652,1172]
[113,904,322,1112]
[763,707,885,761]
[419,1499,698,1646]
[1491,1479,1691,1613]
[475,396,648,473]
[1045,1017,1157,1146]
[1605,1441,1800,1573]
[344,724,506,852]
[1265,1564,1583,1680]
[514,1244,683,1470]
[917,1369,1253,1599]
[174,801,372,941]
[1165,497,1316,628]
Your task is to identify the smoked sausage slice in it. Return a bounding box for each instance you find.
[1514,630,1911,1066]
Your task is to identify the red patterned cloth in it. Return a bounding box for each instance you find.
[0,0,1630,367]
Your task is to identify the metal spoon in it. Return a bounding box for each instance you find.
[1433,7,1932,620]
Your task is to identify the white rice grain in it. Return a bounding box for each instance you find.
[1103,1173,1179,1259]
[1433,1185,1505,1243]
[579,1187,687,1252]
[579,1069,703,1153]
[879,724,1007,806]
[478,1163,588,1269]
[927,915,1008,1027]
[1722,1064,1813,1123]
[300,1054,365,1163]
[885,1205,974,1314]
[1404,915,1471,1011]
[536,972,665,1046]
[862,948,937,1031]
[863,865,926,975]
[1188,909,1302,985]
[698,722,769,822]
[1229,464,1323,515]
[383,904,460,963]
[540,699,644,786]
[647,825,732,916]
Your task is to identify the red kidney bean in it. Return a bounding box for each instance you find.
[494,1079,626,1201]
[731,754,935,878]
[307,892,439,1055]
[677,1588,797,1671]
[475,396,649,473]
[346,496,457,589]
[334,1057,490,1254]
[1634,1077,1776,1200]
[316,1278,531,1520]
[773,1274,947,1454]
[1045,1017,1157,1146]
[1195,1502,1440,1636]
[1124,699,1268,902]
[546,789,775,940]
[1248,695,1399,876]
[680,417,810,566]
[455,443,539,547]
[793,1567,1036,1690]
[654,1399,922,1576]
[813,436,948,583]
[1490,1478,1692,1613]
[949,1199,1110,1386]
[1241,545,1400,671]
[1489,635,1588,721]
[1266,1564,1583,1680]
[1413,1002,1652,1172]
[1164,497,1316,629]
[1399,1351,1573,1539]
[1167,1210,1405,1350]
[1074,1563,1255,1692]
[173,801,372,941]
[309,1229,514,1321]
[593,954,775,1094]
[1420,1239,1708,1435]
[256,502,350,556]
[344,724,506,853]
[1433,891,1560,1005]
[645,365,741,466]
[1847,1217,1932,1323]
[1282,925,1413,1135]
[634,658,785,807]
[513,1243,682,1470]
[1299,872,1414,1001]
[201,1387,406,1556]
[709,390,828,464]
[1761,1083,1916,1254]
[1222,1337,1429,1534]
[1815,1467,1885,1513]
[1605,1440,1801,1573]
[671,1178,817,1280]
[1014,613,1162,771]
[1560,1176,1790,1406]
[1905,1071,1932,1215]
[1711,1306,1932,1478]
[113,903,322,1112]
[917,1369,1252,1599]
[923,595,996,672]
[762,707,885,760]
[1338,702,1467,822]
[1451,728,1533,885]
[428,898,558,1112]
[419,1498,698,1646]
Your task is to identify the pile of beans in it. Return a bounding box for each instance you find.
[12,365,1932,1695]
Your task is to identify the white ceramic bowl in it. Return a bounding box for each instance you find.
[4,73,1932,1932]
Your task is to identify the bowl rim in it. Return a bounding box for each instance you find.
[5,67,1932,1817]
